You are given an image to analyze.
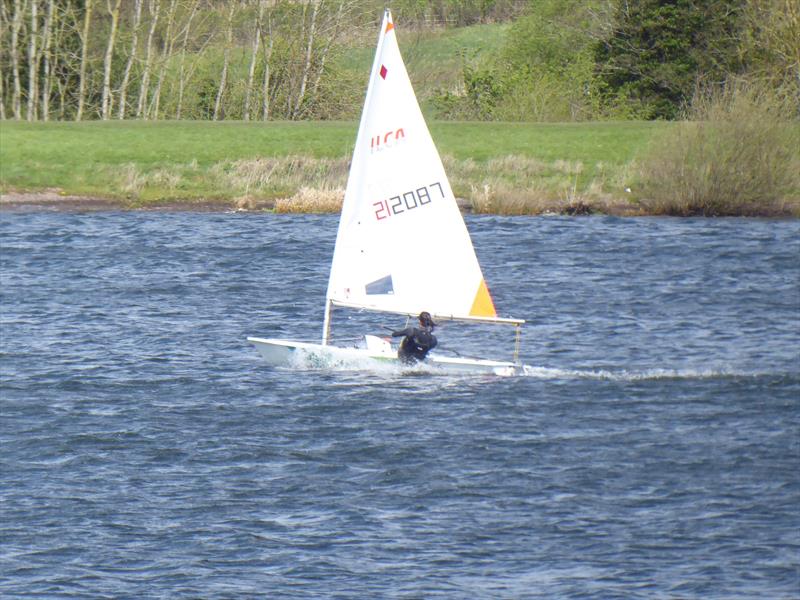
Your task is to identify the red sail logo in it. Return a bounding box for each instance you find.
[370,128,406,153]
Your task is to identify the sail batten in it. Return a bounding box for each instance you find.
[325,9,497,329]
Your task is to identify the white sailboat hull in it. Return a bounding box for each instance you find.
[247,336,521,377]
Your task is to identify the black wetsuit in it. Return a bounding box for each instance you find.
[392,326,437,364]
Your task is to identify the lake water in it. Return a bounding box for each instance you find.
[1,212,798,598]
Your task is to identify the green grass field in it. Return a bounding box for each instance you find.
[1,119,667,212]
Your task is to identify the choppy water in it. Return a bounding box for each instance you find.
[1,212,798,598]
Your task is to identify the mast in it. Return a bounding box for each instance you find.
[322,300,332,345]
[322,9,391,345]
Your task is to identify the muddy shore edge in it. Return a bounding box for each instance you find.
[7,190,793,217]
[0,191,278,212]
[0,191,489,214]
[1,191,637,216]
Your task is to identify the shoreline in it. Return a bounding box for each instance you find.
[2,190,796,218]
[0,191,621,215]
[0,190,621,215]
[0,191,275,213]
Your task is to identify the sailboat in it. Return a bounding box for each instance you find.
[248,9,524,375]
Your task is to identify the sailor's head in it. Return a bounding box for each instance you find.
[418,311,434,329]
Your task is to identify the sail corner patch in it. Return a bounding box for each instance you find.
[469,279,496,317]
[366,274,394,295]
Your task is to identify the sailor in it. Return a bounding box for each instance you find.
[392,311,438,364]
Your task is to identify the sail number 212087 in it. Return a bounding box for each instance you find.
[373,182,445,221]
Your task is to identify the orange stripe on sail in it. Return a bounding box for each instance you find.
[470,279,497,317]
[385,22,394,33]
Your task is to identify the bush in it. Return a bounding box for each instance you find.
[634,81,800,216]
[593,0,743,121]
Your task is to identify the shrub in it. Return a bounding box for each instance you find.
[634,81,800,216]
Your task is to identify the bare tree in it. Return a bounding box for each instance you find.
[213,0,236,120]
[40,0,56,121]
[75,0,94,121]
[53,0,79,119]
[175,0,201,119]
[244,0,266,121]
[0,16,4,119]
[118,0,143,119]
[742,0,800,98]
[291,0,320,119]
[9,0,25,120]
[26,0,39,120]
[0,1,11,120]
[261,3,275,121]
[306,0,350,118]
[137,0,161,119]
[151,0,178,119]
[100,0,121,119]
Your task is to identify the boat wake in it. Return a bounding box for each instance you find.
[286,351,514,377]
[287,349,401,374]
[519,365,782,381]
[280,350,776,381]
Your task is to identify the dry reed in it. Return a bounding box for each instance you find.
[116,163,186,198]
[221,156,350,196]
[111,153,642,215]
[274,187,344,213]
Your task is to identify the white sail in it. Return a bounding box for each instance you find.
[250,10,524,372]
[325,10,496,327]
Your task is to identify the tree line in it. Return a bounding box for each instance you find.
[0,0,528,121]
[4,0,348,122]
[1,0,797,122]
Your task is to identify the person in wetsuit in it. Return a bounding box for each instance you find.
[392,311,438,364]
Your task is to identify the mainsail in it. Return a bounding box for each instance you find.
[249,9,524,371]
[324,10,496,339]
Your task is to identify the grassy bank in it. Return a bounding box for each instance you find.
[1,120,796,215]
[0,120,658,214]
